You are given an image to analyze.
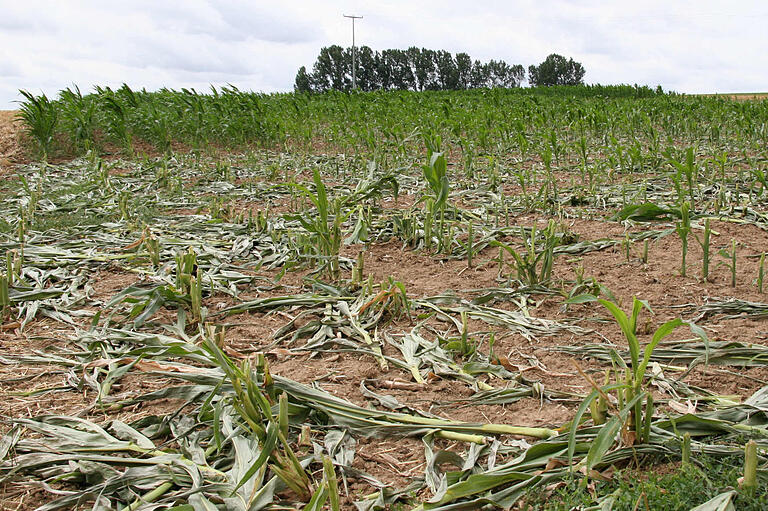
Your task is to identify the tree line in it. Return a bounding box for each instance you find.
[295,47,584,93]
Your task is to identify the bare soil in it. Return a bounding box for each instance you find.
[1,115,767,510]
[0,111,25,175]
[700,93,768,101]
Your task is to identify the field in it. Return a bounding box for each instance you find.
[1,85,767,510]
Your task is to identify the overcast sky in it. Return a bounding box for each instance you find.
[0,0,766,109]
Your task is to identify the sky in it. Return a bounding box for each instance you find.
[0,0,766,109]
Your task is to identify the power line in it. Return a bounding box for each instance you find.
[343,14,363,89]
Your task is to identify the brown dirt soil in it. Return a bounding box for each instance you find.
[0,111,26,175]
[2,223,767,509]
[700,93,768,101]
[1,122,767,508]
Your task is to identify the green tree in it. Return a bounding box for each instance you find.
[296,46,525,92]
[311,45,350,92]
[409,47,438,91]
[355,46,380,91]
[470,59,489,88]
[294,66,312,93]
[455,52,473,89]
[485,60,525,88]
[434,50,459,90]
[376,50,393,89]
[388,49,415,90]
[528,54,585,86]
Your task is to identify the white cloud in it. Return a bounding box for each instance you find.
[0,0,766,108]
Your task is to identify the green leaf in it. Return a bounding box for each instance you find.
[231,421,278,494]
[586,392,644,471]
[635,318,684,384]
[565,294,599,305]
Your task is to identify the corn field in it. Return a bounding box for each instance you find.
[1,85,767,509]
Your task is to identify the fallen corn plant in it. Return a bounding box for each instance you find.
[679,296,768,321]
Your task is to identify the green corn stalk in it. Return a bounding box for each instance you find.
[682,432,691,465]
[421,146,450,247]
[459,310,471,356]
[5,252,14,287]
[323,456,340,511]
[757,252,765,293]
[487,332,496,361]
[623,234,631,262]
[718,240,737,287]
[352,251,365,284]
[424,198,434,250]
[189,267,206,324]
[541,148,558,204]
[278,392,289,438]
[144,234,160,269]
[641,393,653,444]
[742,439,758,494]
[695,218,711,281]
[589,399,605,426]
[676,202,691,277]
[18,206,26,244]
[175,248,197,295]
[0,274,9,320]
[205,341,313,501]
[442,219,452,255]
[119,191,131,220]
[124,482,174,511]
[466,222,474,269]
[255,209,269,233]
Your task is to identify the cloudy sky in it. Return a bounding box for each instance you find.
[0,0,765,109]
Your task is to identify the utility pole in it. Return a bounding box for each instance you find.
[343,14,363,89]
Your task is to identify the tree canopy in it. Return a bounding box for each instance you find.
[295,46,526,93]
[528,54,586,87]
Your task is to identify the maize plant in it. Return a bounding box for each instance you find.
[492,220,559,286]
[568,297,709,469]
[291,168,349,279]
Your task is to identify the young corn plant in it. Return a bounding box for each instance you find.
[540,147,558,206]
[204,340,314,501]
[5,250,21,286]
[695,218,712,281]
[292,168,349,280]
[118,191,131,221]
[59,86,98,153]
[100,92,134,154]
[443,310,476,357]
[757,252,765,294]
[718,240,738,287]
[464,221,475,269]
[420,142,451,253]
[666,146,698,208]
[175,248,205,324]
[17,90,58,161]
[568,297,709,472]
[676,202,691,277]
[492,220,558,286]
[351,251,365,284]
